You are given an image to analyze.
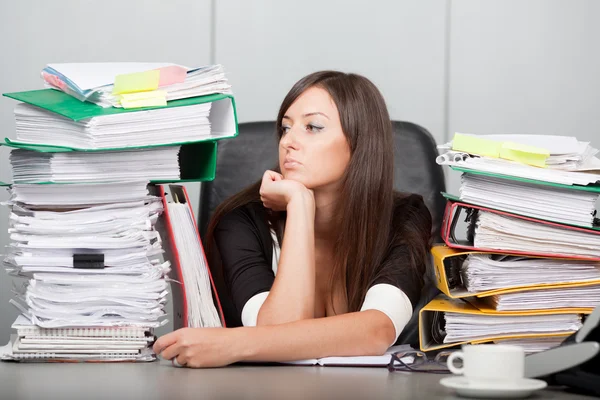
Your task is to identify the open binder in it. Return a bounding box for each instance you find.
[154,184,225,329]
[0,89,239,186]
[450,166,600,194]
[3,89,236,124]
[418,295,587,351]
[441,199,600,261]
[455,172,600,228]
[0,140,219,185]
[432,245,600,299]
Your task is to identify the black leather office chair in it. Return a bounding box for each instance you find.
[199,121,445,345]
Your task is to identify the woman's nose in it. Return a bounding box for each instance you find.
[281,127,300,149]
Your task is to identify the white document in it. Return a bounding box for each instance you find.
[280,345,414,366]
[10,146,181,183]
[494,337,564,354]
[165,202,222,328]
[9,181,151,206]
[444,313,582,343]
[43,63,232,108]
[437,153,600,186]
[46,62,187,91]
[461,254,600,292]
[474,211,600,258]
[14,102,213,149]
[459,173,600,227]
[1,335,155,362]
[489,286,600,311]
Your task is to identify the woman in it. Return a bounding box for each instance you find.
[154,71,432,368]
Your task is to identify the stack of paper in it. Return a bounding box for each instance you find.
[459,173,600,228]
[474,211,600,258]
[487,286,600,311]
[8,181,151,206]
[0,182,169,362]
[418,295,584,351]
[461,254,600,292]
[494,338,565,354]
[41,63,231,108]
[438,133,600,171]
[2,317,155,362]
[443,313,582,343]
[9,147,181,183]
[0,62,240,363]
[14,102,212,149]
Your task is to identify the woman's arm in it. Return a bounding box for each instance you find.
[154,309,396,368]
[257,191,316,325]
[247,309,395,361]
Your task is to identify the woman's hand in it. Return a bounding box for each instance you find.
[153,327,244,368]
[259,170,314,211]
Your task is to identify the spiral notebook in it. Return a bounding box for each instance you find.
[1,335,155,362]
[1,316,156,362]
[11,315,153,339]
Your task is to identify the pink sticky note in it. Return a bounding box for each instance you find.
[156,65,187,87]
[42,71,67,90]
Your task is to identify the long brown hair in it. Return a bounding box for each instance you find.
[206,71,431,313]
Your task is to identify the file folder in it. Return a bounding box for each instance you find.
[3,89,237,124]
[465,297,594,315]
[1,89,238,185]
[432,245,600,299]
[441,199,600,261]
[154,184,225,329]
[419,295,585,351]
[450,166,600,194]
[0,140,219,185]
[442,192,600,232]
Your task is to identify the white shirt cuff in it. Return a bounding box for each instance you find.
[241,291,270,326]
[360,283,413,346]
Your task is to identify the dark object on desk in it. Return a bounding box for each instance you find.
[546,306,600,396]
[73,253,104,269]
[388,349,452,374]
[197,121,445,343]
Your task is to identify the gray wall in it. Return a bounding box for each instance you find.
[1,0,599,343]
[445,0,600,192]
[215,0,448,143]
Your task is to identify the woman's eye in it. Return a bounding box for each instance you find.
[281,126,291,134]
[306,124,324,133]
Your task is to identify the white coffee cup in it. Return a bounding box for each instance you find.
[446,344,525,383]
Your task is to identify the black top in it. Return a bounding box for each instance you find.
[213,194,431,327]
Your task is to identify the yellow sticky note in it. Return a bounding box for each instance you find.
[500,142,550,168]
[113,70,160,95]
[451,133,502,158]
[120,90,167,109]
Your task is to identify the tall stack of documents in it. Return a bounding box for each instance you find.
[419,133,600,353]
[1,182,167,361]
[0,63,237,362]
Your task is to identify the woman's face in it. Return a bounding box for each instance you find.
[279,86,351,190]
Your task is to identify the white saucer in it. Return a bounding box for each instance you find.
[440,376,547,399]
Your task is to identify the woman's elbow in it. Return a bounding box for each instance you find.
[365,313,397,355]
